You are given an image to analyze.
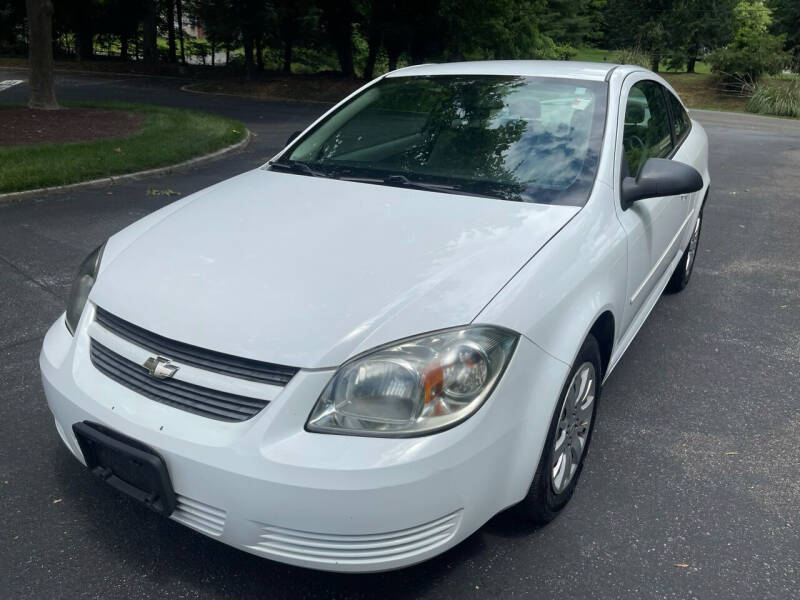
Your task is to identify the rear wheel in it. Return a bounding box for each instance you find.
[514,335,601,524]
[666,207,703,293]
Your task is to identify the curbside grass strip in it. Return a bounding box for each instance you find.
[0,128,251,205]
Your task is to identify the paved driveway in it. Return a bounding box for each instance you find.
[2,71,799,599]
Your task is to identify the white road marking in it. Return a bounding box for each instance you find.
[0,79,24,92]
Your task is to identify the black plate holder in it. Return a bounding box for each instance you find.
[73,421,177,516]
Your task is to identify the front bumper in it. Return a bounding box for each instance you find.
[40,313,568,572]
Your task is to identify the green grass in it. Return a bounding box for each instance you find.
[0,103,246,194]
[572,47,711,73]
[572,47,614,63]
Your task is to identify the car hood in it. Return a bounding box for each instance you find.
[91,169,578,369]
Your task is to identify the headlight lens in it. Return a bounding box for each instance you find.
[65,243,105,335]
[307,326,518,437]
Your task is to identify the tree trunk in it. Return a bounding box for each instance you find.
[650,54,659,73]
[363,26,380,80]
[255,36,264,71]
[120,35,129,61]
[76,20,93,61]
[686,55,696,74]
[166,0,176,62]
[26,0,59,109]
[210,38,215,67]
[176,0,185,64]
[336,28,355,77]
[282,35,292,74]
[243,33,254,80]
[387,48,400,71]
[142,0,157,64]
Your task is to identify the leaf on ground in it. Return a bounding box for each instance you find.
[674,563,689,568]
[113,147,122,153]
[52,498,62,504]
[146,188,182,197]
[725,451,739,455]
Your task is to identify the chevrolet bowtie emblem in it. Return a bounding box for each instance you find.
[143,356,179,379]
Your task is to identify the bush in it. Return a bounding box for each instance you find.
[612,47,650,69]
[707,39,789,83]
[745,80,800,117]
[553,44,577,61]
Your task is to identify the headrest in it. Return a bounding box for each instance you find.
[625,103,645,125]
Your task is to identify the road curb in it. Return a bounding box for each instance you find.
[0,129,252,205]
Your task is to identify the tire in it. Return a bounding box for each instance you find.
[666,206,703,293]
[513,335,602,524]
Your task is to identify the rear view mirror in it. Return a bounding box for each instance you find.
[285,130,301,148]
[622,158,703,209]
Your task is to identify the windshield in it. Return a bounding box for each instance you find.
[280,75,607,205]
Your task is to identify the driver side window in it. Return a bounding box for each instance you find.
[622,81,673,178]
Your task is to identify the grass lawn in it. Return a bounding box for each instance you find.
[0,103,245,194]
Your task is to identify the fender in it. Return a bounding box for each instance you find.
[474,183,628,376]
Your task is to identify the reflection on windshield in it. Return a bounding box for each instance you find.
[284,75,607,206]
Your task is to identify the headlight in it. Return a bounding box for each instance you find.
[65,243,105,335]
[307,326,518,437]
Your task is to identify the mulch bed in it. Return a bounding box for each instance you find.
[0,107,143,147]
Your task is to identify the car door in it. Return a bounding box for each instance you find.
[614,77,692,335]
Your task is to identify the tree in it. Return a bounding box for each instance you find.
[166,0,176,62]
[542,0,606,48]
[664,0,735,73]
[707,0,789,81]
[142,0,158,63]
[26,0,58,109]
[605,0,674,71]
[176,0,186,63]
[271,0,316,74]
[438,0,557,61]
[319,0,356,76]
[768,0,800,70]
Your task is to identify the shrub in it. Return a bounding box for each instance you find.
[553,44,577,61]
[707,39,789,83]
[745,80,800,117]
[612,47,650,69]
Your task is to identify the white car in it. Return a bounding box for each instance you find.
[41,61,708,572]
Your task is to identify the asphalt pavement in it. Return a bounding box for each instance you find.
[1,70,799,600]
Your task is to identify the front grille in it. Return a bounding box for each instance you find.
[90,340,269,422]
[94,307,298,387]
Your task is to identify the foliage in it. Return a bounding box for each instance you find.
[612,47,650,68]
[745,79,800,117]
[707,0,789,81]
[5,0,800,79]
[438,0,558,60]
[768,0,800,70]
[541,0,606,48]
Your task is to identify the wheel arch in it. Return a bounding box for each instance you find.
[588,310,615,379]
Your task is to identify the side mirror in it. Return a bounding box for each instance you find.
[285,130,301,148]
[621,158,703,209]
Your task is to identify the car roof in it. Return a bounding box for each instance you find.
[385,60,621,82]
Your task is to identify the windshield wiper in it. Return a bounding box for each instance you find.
[268,160,332,178]
[340,173,482,196]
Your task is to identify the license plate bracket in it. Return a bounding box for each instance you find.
[73,421,177,516]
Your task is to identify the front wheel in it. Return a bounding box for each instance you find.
[513,335,601,524]
[666,208,703,293]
